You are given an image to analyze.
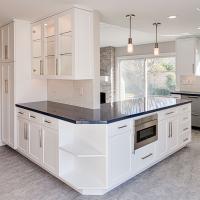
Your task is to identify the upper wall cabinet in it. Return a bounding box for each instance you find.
[176,37,200,77]
[32,7,94,80]
[0,23,14,62]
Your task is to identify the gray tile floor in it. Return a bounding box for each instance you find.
[1,130,200,200]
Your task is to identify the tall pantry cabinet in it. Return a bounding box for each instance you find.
[0,20,47,148]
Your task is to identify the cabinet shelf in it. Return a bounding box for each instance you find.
[44,35,55,39]
[61,169,105,189]
[59,141,105,158]
[60,53,72,56]
[59,31,72,36]
[33,39,41,42]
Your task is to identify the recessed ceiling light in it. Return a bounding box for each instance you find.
[196,8,200,12]
[168,15,177,19]
[197,27,200,30]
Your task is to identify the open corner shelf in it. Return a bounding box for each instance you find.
[60,169,106,189]
[59,140,105,158]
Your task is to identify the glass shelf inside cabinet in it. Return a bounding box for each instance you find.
[44,19,56,38]
[59,32,72,55]
[58,14,72,35]
[32,25,42,41]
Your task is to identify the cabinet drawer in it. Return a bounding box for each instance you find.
[43,116,58,130]
[108,119,132,137]
[132,143,155,173]
[17,108,28,119]
[180,121,191,134]
[179,130,191,146]
[179,112,191,123]
[28,111,43,123]
[178,104,191,114]
[158,108,178,121]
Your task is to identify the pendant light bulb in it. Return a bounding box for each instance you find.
[127,38,133,53]
[153,22,161,56]
[154,47,159,56]
[126,14,135,53]
[154,43,159,56]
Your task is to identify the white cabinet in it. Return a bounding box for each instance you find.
[0,19,47,149]
[132,143,155,175]
[109,131,131,184]
[0,23,14,62]
[156,105,191,161]
[156,120,168,159]
[176,37,200,88]
[32,7,94,80]
[167,116,179,153]
[29,121,43,164]
[1,63,14,146]
[17,117,29,154]
[17,110,58,175]
[43,127,58,174]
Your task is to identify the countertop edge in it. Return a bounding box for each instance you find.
[171,91,200,96]
[16,101,191,124]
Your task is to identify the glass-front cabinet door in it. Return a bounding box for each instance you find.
[43,18,57,76]
[57,12,73,77]
[32,24,43,76]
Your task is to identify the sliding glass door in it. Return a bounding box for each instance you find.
[119,55,176,100]
[119,58,145,100]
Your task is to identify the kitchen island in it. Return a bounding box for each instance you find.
[16,97,192,195]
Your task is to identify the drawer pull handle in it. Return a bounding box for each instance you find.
[18,112,24,115]
[44,120,51,124]
[183,128,189,131]
[118,125,127,129]
[142,153,153,160]
[192,113,200,116]
[166,111,174,115]
[187,96,199,99]
[183,138,189,142]
[30,115,36,119]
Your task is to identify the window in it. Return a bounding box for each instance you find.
[119,55,176,100]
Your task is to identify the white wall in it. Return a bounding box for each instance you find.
[47,11,100,109]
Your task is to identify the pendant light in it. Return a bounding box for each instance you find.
[126,14,135,53]
[153,22,161,56]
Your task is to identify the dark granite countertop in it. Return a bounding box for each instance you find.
[171,91,200,96]
[16,97,191,124]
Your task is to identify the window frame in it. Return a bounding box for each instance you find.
[116,53,176,100]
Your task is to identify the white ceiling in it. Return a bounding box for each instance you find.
[0,0,200,46]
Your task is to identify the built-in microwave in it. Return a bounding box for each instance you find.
[134,114,158,150]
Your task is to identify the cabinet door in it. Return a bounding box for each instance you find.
[32,23,44,76]
[1,25,9,61]
[29,122,43,163]
[1,63,9,144]
[109,131,131,184]
[0,29,3,61]
[156,120,168,160]
[1,63,14,146]
[42,127,58,174]
[167,117,179,152]
[58,12,72,76]
[43,18,57,76]
[17,117,29,154]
